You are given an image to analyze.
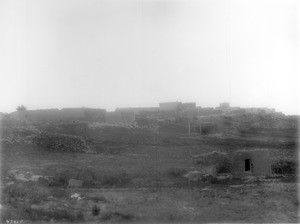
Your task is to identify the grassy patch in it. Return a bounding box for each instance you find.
[272,159,297,174]
[3,182,50,204]
[23,204,84,222]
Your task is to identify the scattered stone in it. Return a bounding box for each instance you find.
[70,193,82,200]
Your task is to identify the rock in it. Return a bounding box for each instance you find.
[71,193,82,200]
[71,193,80,198]
[68,179,83,188]
[47,196,55,200]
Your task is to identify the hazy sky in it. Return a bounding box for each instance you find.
[0,0,299,114]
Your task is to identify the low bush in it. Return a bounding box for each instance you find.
[101,211,136,221]
[50,188,69,198]
[166,168,187,178]
[4,182,50,204]
[23,205,83,222]
[2,198,83,222]
[92,205,100,216]
[76,168,98,187]
[98,171,131,187]
[85,195,107,203]
[50,169,76,187]
[216,161,232,174]
[272,159,297,174]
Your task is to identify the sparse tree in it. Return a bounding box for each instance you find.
[16,105,27,112]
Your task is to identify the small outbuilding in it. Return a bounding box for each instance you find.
[230,149,271,178]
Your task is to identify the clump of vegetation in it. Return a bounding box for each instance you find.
[2,182,84,222]
[76,168,98,187]
[50,167,132,188]
[98,171,131,187]
[22,205,83,222]
[196,151,232,175]
[16,105,27,112]
[166,168,187,178]
[50,169,75,187]
[49,188,69,198]
[4,182,50,204]
[101,211,136,221]
[92,205,100,216]
[216,160,232,174]
[272,159,297,174]
[85,195,108,203]
[50,167,99,187]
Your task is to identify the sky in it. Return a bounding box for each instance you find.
[0,0,299,115]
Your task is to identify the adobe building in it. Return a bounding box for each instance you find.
[159,102,182,111]
[230,149,271,178]
[9,108,106,122]
[180,102,196,111]
[9,109,60,122]
[105,111,135,125]
[116,107,159,114]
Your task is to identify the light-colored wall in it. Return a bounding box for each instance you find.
[105,111,135,124]
[9,108,106,122]
[116,107,159,114]
[230,149,271,178]
[159,102,182,111]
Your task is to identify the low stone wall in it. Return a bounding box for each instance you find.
[32,132,87,152]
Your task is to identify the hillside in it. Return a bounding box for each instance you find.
[0,110,299,223]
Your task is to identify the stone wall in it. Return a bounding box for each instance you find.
[32,132,87,152]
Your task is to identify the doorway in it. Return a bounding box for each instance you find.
[245,159,251,171]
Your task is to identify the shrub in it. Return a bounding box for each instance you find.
[76,168,97,187]
[99,171,131,187]
[101,211,136,221]
[216,160,232,174]
[166,168,187,178]
[23,205,83,222]
[4,182,50,204]
[51,170,74,187]
[50,188,69,198]
[196,151,232,174]
[92,205,100,216]
[272,160,297,174]
[85,195,107,203]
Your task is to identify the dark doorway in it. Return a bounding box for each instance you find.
[245,159,251,171]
